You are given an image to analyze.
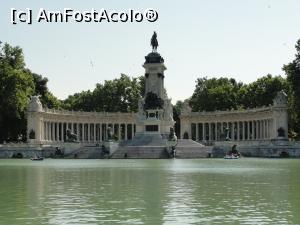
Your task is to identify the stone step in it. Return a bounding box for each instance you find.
[175,146,212,158]
[111,146,170,159]
[176,139,205,147]
[120,133,166,146]
[175,140,212,158]
[64,147,103,159]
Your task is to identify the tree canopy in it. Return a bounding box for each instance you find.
[0,42,60,142]
[283,39,300,138]
[189,77,243,111]
[62,74,144,113]
[0,43,34,141]
[189,75,287,112]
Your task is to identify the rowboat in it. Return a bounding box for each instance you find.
[224,154,239,159]
[30,156,44,161]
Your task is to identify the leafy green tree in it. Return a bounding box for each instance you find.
[62,74,143,112]
[283,39,300,138]
[27,70,62,109]
[189,77,243,111]
[238,74,287,108]
[0,43,34,142]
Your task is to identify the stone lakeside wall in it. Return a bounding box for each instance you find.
[0,144,57,158]
[213,140,300,157]
[1,140,300,158]
[0,143,79,158]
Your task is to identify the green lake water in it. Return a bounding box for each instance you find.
[0,158,299,225]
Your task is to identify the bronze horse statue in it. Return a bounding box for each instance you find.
[151,31,158,52]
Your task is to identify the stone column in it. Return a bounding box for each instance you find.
[41,121,43,141]
[263,120,265,139]
[215,123,218,141]
[253,121,255,140]
[76,123,79,137]
[221,122,223,139]
[96,123,99,141]
[251,121,255,140]
[255,121,258,140]
[237,122,240,141]
[266,120,268,139]
[195,123,199,141]
[261,120,264,139]
[264,120,267,139]
[131,123,134,139]
[247,121,250,140]
[260,120,264,139]
[125,123,128,140]
[44,122,47,141]
[46,122,48,141]
[53,122,56,142]
[118,124,121,141]
[47,122,49,141]
[203,123,206,141]
[87,123,90,142]
[226,122,229,132]
[48,122,50,141]
[56,123,59,142]
[242,121,245,141]
[99,123,102,141]
[208,123,212,141]
[230,122,234,141]
[63,122,66,137]
[267,119,270,139]
[51,122,54,142]
[49,122,51,141]
[82,124,85,142]
[260,120,263,140]
[266,120,269,139]
[48,122,51,141]
[103,124,106,141]
[93,123,96,142]
[40,121,43,141]
[42,122,45,141]
[59,122,61,142]
[257,121,260,139]
[260,120,262,140]
[43,122,46,141]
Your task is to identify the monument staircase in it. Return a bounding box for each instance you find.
[110,134,170,159]
[110,135,213,159]
[175,139,212,158]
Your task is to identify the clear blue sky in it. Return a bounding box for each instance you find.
[1,0,300,103]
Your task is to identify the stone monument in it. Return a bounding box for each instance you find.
[135,31,175,138]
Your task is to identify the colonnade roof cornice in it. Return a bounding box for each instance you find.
[42,108,136,117]
[181,105,277,117]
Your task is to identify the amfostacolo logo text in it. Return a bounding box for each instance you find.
[10,8,159,25]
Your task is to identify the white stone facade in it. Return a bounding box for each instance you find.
[180,91,288,143]
[27,97,136,144]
